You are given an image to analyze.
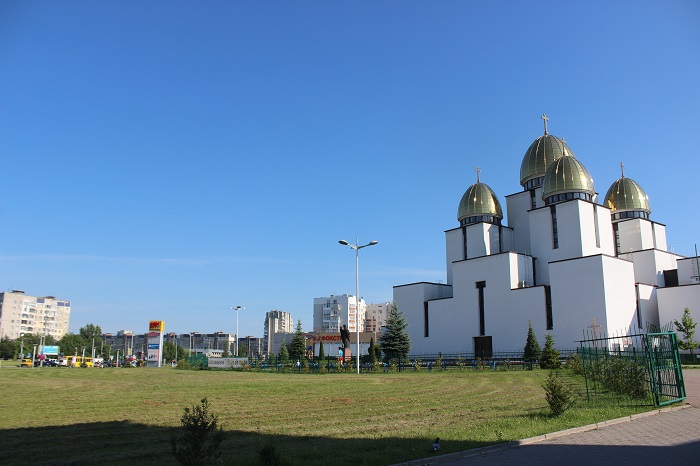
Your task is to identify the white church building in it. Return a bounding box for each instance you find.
[394,116,700,354]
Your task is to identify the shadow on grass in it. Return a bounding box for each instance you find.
[0,421,495,466]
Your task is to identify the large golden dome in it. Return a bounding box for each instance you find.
[542,154,595,201]
[520,134,575,187]
[458,181,503,224]
[604,173,650,214]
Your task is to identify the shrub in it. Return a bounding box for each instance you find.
[171,398,224,465]
[543,371,575,416]
[566,353,584,375]
[540,335,561,369]
[258,442,288,466]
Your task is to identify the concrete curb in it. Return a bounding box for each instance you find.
[392,403,692,466]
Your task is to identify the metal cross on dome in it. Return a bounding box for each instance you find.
[475,166,481,183]
[620,161,625,177]
[541,113,549,135]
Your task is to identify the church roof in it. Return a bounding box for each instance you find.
[458,179,503,221]
[603,166,651,213]
[519,115,575,187]
[542,152,595,198]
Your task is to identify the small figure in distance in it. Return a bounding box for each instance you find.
[340,325,351,350]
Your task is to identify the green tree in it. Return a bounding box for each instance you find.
[237,343,248,357]
[379,303,411,363]
[80,323,103,343]
[368,338,377,364]
[540,334,561,369]
[0,337,17,359]
[278,343,289,364]
[289,320,306,361]
[318,339,325,361]
[674,308,699,354]
[163,341,179,362]
[523,321,541,370]
[58,333,88,356]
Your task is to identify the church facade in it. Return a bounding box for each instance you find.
[394,116,700,354]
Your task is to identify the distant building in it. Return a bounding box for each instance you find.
[264,310,294,355]
[103,331,236,358]
[0,290,71,340]
[313,294,366,334]
[365,302,392,335]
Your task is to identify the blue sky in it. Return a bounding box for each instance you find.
[1,1,698,337]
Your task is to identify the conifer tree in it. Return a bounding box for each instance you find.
[289,320,307,361]
[674,308,699,355]
[278,342,289,364]
[523,321,541,370]
[318,339,325,361]
[379,303,411,362]
[540,334,561,369]
[368,338,377,364]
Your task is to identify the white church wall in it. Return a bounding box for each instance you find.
[393,282,453,354]
[555,201,585,258]
[657,284,700,329]
[617,219,659,252]
[677,256,700,286]
[601,256,639,334]
[637,283,659,329]
[501,226,514,253]
[653,223,667,250]
[465,223,488,258]
[487,223,501,255]
[626,249,678,287]
[528,206,554,285]
[445,228,463,285]
[505,190,532,254]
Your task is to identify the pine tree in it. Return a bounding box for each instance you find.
[379,303,411,363]
[289,320,307,361]
[674,308,699,355]
[318,339,325,361]
[540,334,561,369]
[368,338,377,364]
[523,321,541,370]
[278,343,289,364]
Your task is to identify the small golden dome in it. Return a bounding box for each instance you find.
[457,182,503,223]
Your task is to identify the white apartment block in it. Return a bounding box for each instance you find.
[365,302,392,334]
[313,294,366,334]
[0,290,71,340]
[264,310,294,355]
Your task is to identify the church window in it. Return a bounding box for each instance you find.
[545,286,553,330]
[550,206,559,249]
[613,223,621,256]
[593,204,600,248]
[530,190,536,210]
[462,226,468,260]
[423,302,429,338]
[476,281,486,336]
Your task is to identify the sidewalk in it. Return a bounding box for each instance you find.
[399,369,700,465]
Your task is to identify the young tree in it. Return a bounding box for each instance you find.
[523,321,541,370]
[540,334,561,369]
[318,339,325,361]
[0,337,16,359]
[289,320,307,361]
[80,324,103,343]
[368,338,377,364]
[58,333,88,356]
[278,342,289,364]
[237,343,248,358]
[674,308,699,355]
[379,303,411,362]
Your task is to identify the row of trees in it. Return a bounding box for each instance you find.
[276,305,413,364]
[0,323,108,359]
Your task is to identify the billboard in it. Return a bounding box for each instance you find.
[149,320,165,332]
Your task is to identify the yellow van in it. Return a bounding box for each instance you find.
[20,358,33,367]
[67,356,94,367]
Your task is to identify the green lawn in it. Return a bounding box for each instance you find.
[0,367,653,465]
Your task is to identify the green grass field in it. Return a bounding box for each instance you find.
[0,367,653,465]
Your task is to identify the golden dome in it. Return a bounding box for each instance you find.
[520,134,575,187]
[604,174,651,214]
[458,181,503,224]
[542,154,595,200]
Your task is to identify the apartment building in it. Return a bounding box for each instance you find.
[312,294,366,334]
[0,290,71,340]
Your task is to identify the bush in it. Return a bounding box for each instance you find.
[543,371,575,416]
[540,335,561,370]
[566,353,584,375]
[171,398,224,465]
[258,442,288,466]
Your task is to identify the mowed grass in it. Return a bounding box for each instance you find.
[0,367,653,465]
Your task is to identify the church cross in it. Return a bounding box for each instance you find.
[541,113,549,135]
[620,161,625,178]
[476,166,481,183]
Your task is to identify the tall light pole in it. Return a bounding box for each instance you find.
[339,239,378,374]
[229,306,243,356]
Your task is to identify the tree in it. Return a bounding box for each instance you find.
[163,341,186,362]
[58,333,88,356]
[237,343,248,358]
[379,303,411,363]
[318,339,325,361]
[674,308,699,354]
[289,320,306,361]
[523,321,541,370]
[80,324,103,343]
[540,334,561,369]
[278,343,289,364]
[368,338,377,364]
[0,337,16,359]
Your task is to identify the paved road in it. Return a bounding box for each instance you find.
[400,369,700,466]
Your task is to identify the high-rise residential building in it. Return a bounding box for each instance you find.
[313,294,366,334]
[0,290,71,340]
[365,302,392,335]
[264,310,294,355]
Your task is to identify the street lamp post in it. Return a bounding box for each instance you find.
[229,306,243,356]
[339,239,378,374]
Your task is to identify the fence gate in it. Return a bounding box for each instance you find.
[578,330,686,407]
[644,332,686,406]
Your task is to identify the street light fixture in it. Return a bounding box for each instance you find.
[228,306,244,356]
[338,238,379,374]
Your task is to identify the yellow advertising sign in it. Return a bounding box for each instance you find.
[149,320,165,332]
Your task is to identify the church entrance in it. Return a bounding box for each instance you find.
[473,336,492,358]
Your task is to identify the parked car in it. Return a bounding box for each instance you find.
[20,359,32,367]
